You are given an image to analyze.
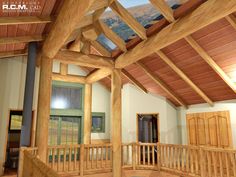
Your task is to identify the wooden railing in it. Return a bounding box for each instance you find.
[19,143,236,177]
[47,143,112,175]
[18,147,59,177]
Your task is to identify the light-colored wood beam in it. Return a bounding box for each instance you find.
[69,30,82,52]
[0,35,43,45]
[52,73,86,84]
[121,69,147,93]
[0,50,27,59]
[82,25,99,41]
[149,0,175,22]
[225,14,236,30]
[185,35,236,93]
[115,0,236,68]
[36,56,52,162]
[95,20,127,52]
[90,40,112,57]
[111,69,122,177]
[110,1,147,40]
[86,68,112,83]
[55,50,114,68]
[136,61,187,108]
[0,16,52,25]
[83,83,92,144]
[60,63,68,76]
[42,0,96,59]
[156,50,213,106]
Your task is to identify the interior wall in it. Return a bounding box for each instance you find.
[121,84,179,144]
[0,58,111,175]
[177,100,236,147]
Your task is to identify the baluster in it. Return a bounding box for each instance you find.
[96,146,99,169]
[101,146,104,168]
[132,143,136,170]
[147,145,150,166]
[178,147,181,171]
[80,144,84,177]
[186,147,189,173]
[190,148,194,173]
[152,145,155,166]
[57,148,60,172]
[105,145,108,168]
[142,145,145,165]
[195,149,198,174]
[52,148,55,170]
[63,147,66,172]
[181,148,185,171]
[69,146,72,171]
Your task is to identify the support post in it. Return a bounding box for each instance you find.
[83,83,92,144]
[20,42,37,146]
[35,56,53,162]
[111,69,122,177]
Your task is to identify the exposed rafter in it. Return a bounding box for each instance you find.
[156,50,213,106]
[110,1,147,40]
[115,0,236,68]
[0,50,27,59]
[86,68,112,83]
[136,61,187,108]
[55,50,114,69]
[52,73,86,84]
[121,69,148,93]
[94,20,127,52]
[225,14,236,30]
[0,35,43,45]
[42,0,96,59]
[90,40,112,57]
[185,35,236,93]
[0,16,52,25]
[149,0,175,22]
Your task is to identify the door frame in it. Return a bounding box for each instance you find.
[3,109,35,170]
[136,113,160,143]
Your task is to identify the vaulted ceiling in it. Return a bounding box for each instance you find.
[0,0,236,107]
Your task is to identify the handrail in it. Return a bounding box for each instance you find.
[19,143,236,177]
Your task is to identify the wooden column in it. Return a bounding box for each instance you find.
[111,69,122,177]
[83,83,92,144]
[36,56,53,162]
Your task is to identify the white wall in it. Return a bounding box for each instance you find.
[177,100,236,147]
[122,84,179,144]
[0,57,111,175]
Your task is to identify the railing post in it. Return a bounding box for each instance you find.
[132,143,136,170]
[80,144,84,177]
[18,147,27,177]
[200,147,205,177]
[157,143,161,171]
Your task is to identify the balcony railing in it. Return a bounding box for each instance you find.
[19,143,236,177]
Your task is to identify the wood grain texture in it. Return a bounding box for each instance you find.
[0,16,52,25]
[86,68,112,83]
[55,50,114,68]
[84,84,92,144]
[52,73,86,83]
[115,0,236,68]
[42,0,96,58]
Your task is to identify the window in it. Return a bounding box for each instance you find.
[51,82,83,110]
[48,116,82,145]
[92,112,105,133]
[49,81,84,145]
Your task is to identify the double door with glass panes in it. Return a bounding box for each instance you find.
[49,116,82,145]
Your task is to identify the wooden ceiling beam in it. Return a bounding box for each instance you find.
[52,73,86,84]
[86,68,112,83]
[94,20,127,52]
[149,0,175,22]
[121,69,148,93]
[225,14,236,30]
[0,35,43,45]
[136,61,187,108]
[0,16,52,25]
[42,0,96,59]
[115,0,236,68]
[55,50,114,69]
[156,50,213,106]
[0,50,27,59]
[110,1,147,40]
[91,40,112,57]
[185,35,236,93]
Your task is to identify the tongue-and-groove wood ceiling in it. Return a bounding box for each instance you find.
[0,0,236,107]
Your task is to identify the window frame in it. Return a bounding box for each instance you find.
[49,81,85,145]
[91,112,105,133]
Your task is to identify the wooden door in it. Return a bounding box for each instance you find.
[186,111,232,148]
